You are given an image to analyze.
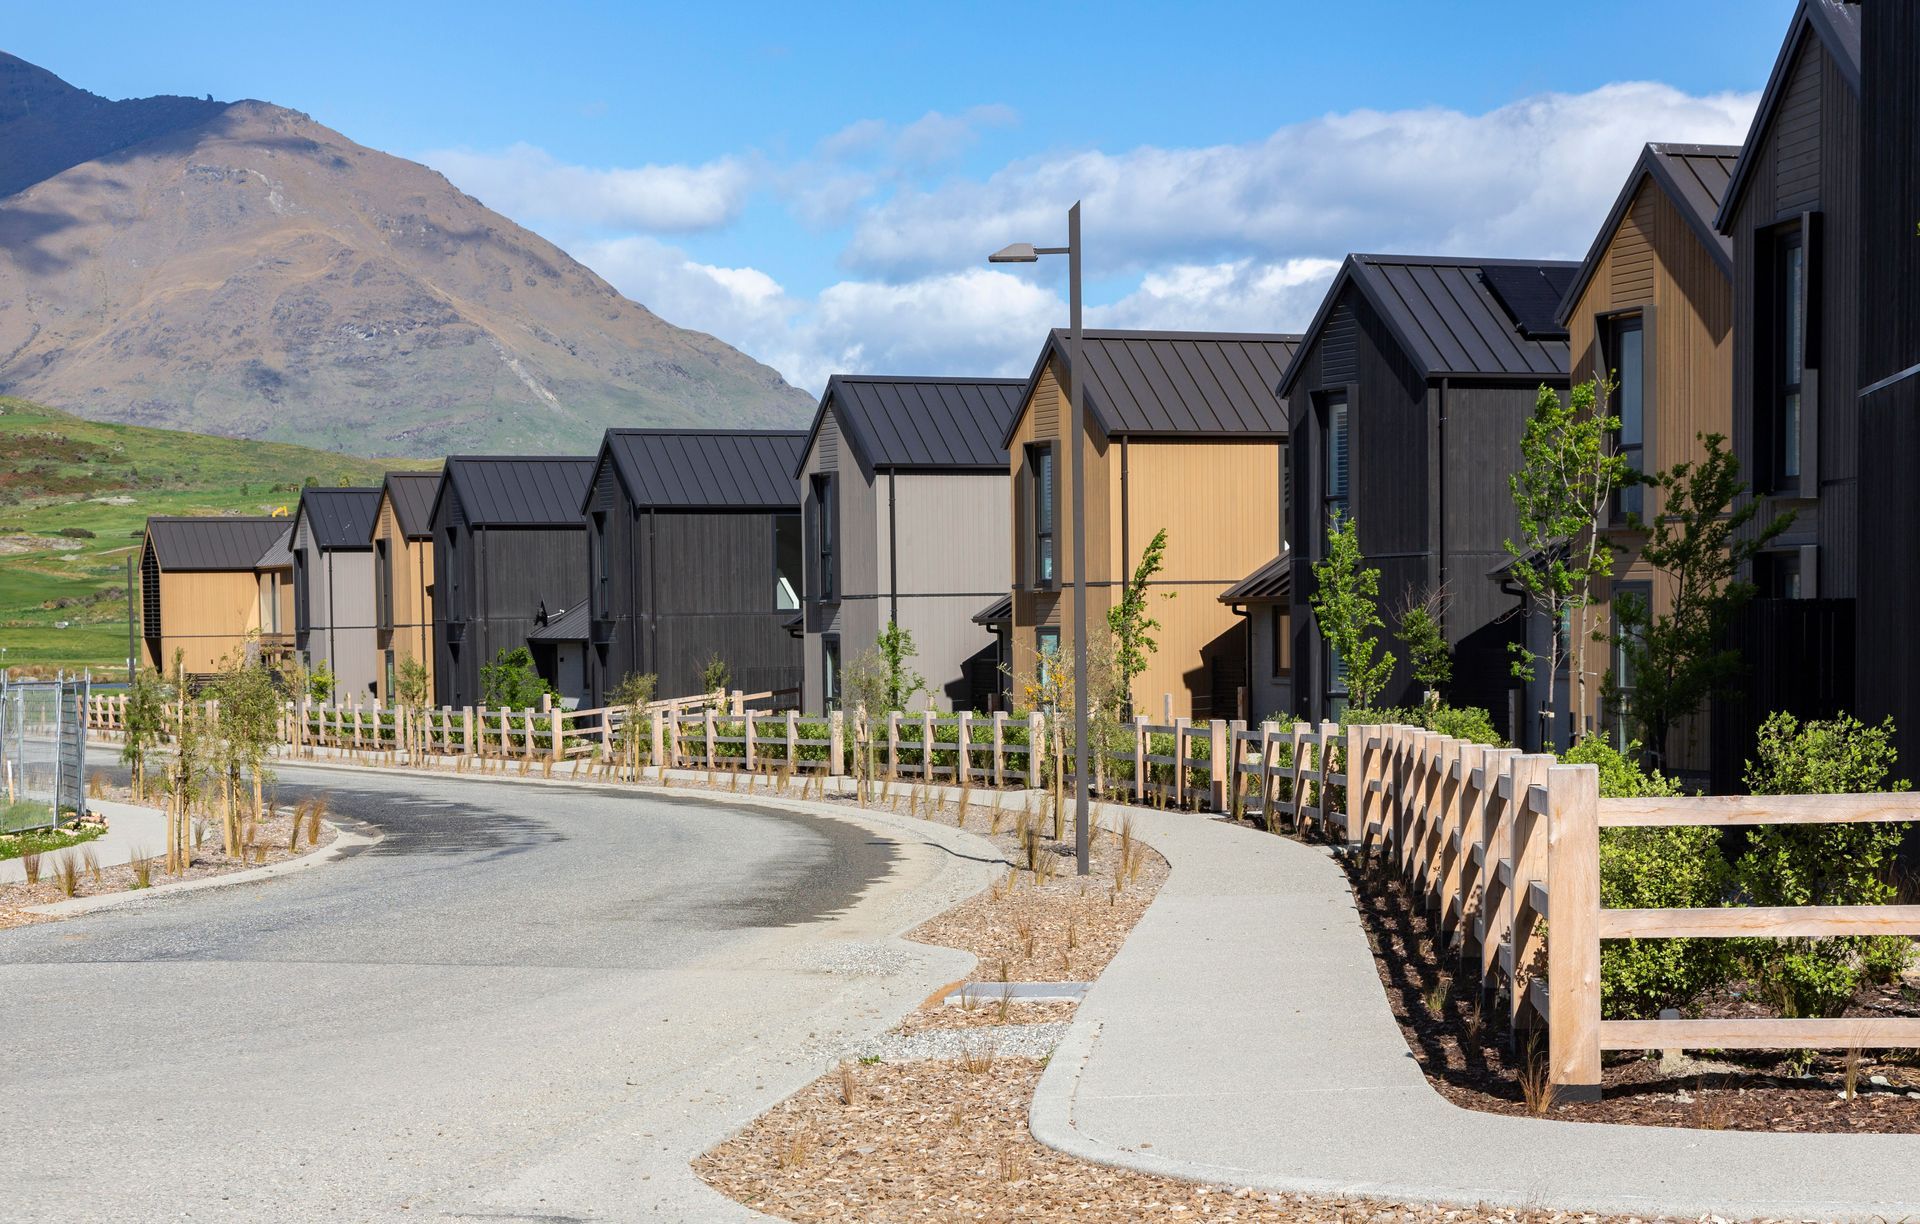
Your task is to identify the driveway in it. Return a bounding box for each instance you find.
[0,765,990,1222]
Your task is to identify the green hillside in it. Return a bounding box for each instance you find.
[0,397,425,679]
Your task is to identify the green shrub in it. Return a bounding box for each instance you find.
[1737,711,1914,1017]
[1342,703,1503,746]
[1565,737,1730,1018]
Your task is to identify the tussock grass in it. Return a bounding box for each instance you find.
[87,770,106,799]
[19,849,41,885]
[1843,1046,1864,1101]
[81,845,100,883]
[53,852,79,897]
[958,1045,996,1075]
[836,1059,862,1106]
[1517,1043,1555,1116]
[128,851,153,889]
[304,798,326,845]
[775,1129,814,1170]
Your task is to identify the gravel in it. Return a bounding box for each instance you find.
[849,1021,1070,1063]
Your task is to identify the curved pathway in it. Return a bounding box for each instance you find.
[0,764,994,1222]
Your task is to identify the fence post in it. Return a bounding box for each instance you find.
[992,711,1007,788]
[1209,719,1231,812]
[957,712,973,786]
[745,711,758,773]
[829,710,845,776]
[1545,762,1602,1103]
[785,710,799,771]
[1504,753,1554,1032]
[1027,711,1043,787]
[920,710,935,782]
[667,712,682,769]
[1133,714,1147,802]
[887,712,901,780]
[550,705,563,765]
[704,707,717,770]
[649,708,665,766]
[1172,717,1190,807]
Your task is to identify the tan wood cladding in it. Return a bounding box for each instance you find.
[153,571,262,674]
[1566,174,1733,776]
[1008,357,1284,718]
[373,496,436,700]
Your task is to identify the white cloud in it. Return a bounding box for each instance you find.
[1093,257,1344,334]
[840,82,1757,276]
[426,142,754,232]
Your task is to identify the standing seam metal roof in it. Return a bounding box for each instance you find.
[381,470,443,540]
[799,376,1026,475]
[601,430,805,510]
[439,456,596,527]
[1001,330,1302,449]
[1556,143,1739,326]
[293,487,381,551]
[1279,255,1575,396]
[1219,550,1292,604]
[144,517,292,572]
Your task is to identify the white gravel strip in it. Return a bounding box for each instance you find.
[850,1021,1071,1063]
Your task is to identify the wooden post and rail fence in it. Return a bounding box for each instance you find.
[80,693,1920,1102]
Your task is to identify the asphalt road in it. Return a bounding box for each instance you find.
[0,763,988,1222]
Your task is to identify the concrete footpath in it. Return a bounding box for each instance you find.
[0,800,164,884]
[1030,806,1920,1223]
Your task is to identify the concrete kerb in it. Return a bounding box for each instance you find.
[1028,800,1920,1224]
[25,818,379,918]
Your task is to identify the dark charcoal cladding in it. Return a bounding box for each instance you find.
[601,430,805,509]
[438,456,596,526]
[1478,264,1578,340]
[809,376,1026,472]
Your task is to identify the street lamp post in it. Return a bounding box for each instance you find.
[991,201,1090,876]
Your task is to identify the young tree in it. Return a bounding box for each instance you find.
[1106,528,1171,715]
[120,665,172,804]
[1505,378,1632,748]
[1393,584,1452,704]
[700,652,732,698]
[210,659,280,855]
[1609,432,1793,770]
[608,671,658,778]
[480,647,554,709]
[306,659,336,703]
[873,620,929,712]
[1309,511,1393,712]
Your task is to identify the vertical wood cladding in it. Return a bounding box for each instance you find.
[1855,0,1920,777]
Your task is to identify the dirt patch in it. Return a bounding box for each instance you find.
[892,1000,1080,1035]
[1342,853,1920,1132]
[0,796,338,930]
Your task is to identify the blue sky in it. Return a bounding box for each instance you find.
[9,0,1796,390]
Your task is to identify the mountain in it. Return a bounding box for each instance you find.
[0,55,816,456]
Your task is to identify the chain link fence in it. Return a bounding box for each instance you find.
[0,673,90,833]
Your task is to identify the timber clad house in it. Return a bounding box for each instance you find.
[1005,329,1300,721]
[795,376,1024,714]
[1712,0,1861,789]
[1557,142,1738,785]
[371,470,441,703]
[290,487,382,700]
[137,517,294,678]
[1857,0,1920,773]
[431,455,595,709]
[1282,255,1574,742]
[582,430,806,706]
[1218,550,1292,722]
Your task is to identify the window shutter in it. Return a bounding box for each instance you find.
[1798,211,1821,499]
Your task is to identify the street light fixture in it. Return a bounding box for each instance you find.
[989,202,1089,877]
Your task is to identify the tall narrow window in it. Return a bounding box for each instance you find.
[1037,627,1061,697]
[1775,229,1805,487]
[1029,444,1056,586]
[445,528,459,621]
[591,512,609,616]
[1270,608,1292,678]
[1608,316,1645,521]
[823,634,841,710]
[375,538,393,634]
[1610,583,1651,750]
[293,549,310,638]
[1323,393,1350,530]
[811,474,836,601]
[1326,642,1349,718]
[773,513,801,610]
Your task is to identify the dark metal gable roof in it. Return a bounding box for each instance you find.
[436,456,595,528]
[1001,330,1302,448]
[600,430,805,510]
[1279,255,1575,396]
[527,601,589,642]
[144,516,291,573]
[1714,0,1862,233]
[798,376,1025,476]
[1556,143,1740,326]
[1219,550,1292,604]
[381,470,442,540]
[293,487,381,552]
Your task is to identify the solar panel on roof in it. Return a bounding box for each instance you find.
[1479,265,1576,340]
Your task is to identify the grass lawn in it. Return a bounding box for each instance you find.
[0,396,431,680]
[0,819,104,857]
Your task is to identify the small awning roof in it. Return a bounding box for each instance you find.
[972,594,1013,626]
[1220,551,1290,605]
[527,602,589,642]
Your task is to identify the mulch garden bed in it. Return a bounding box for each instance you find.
[1340,851,1920,1132]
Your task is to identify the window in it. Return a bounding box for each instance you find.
[292,548,310,638]
[591,514,606,617]
[261,572,281,634]
[774,512,801,610]
[1037,627,1062,696]
[1607,315,1645,522]
[1610,583,1651,751]
[1027,444,1056,587]
[1755,551,1803,600]
[444,527,460,621]
[822,634,841,710]
[1774,228,1805,488]
[384,649,396,701]
[374,538,393,634]
[1270,607,1292,678]
[811,474,837,601]
[1323,393,1350,531]
[1326,642,1349,719]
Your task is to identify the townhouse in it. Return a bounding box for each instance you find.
[136,516,293,678]
[289,486,382,700]
[370,469,441,703]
